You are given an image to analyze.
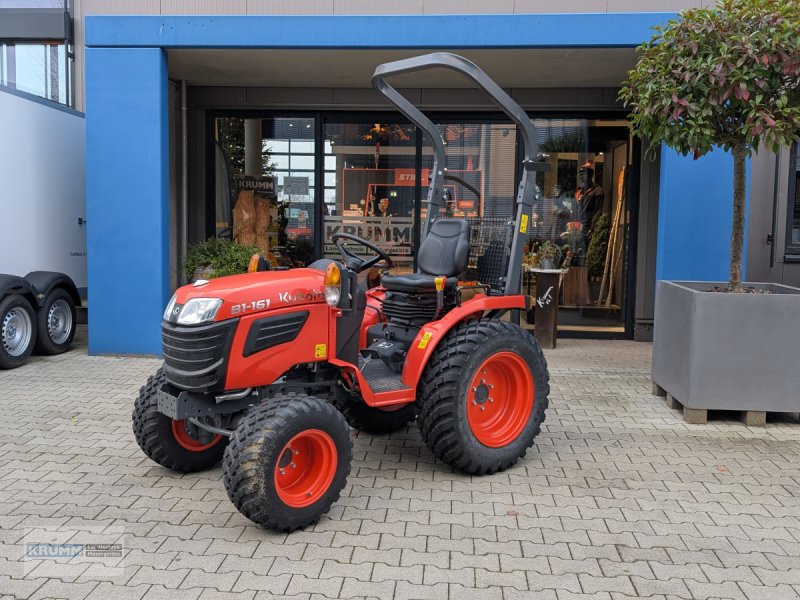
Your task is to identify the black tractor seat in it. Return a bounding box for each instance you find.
[381,218,470,294]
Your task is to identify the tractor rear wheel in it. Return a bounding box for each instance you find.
[417,319,549,475]
[132,368,226,472]
[330,387,416,435]
[223,393,352,532]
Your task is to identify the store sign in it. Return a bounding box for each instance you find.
[323,216,414,261]
[234,175,276,195]
[283,176,309,196]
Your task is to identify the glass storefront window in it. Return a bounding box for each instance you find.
[322,120,418,278]
[214,116,316,268]
[0,42,71,106]
[207,113,634,333]
[524,119,630,329]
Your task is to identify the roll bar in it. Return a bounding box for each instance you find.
[372,52,549,295]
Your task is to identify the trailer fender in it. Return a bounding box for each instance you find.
[400,294,528,390]
[0,274,37,305]
[23,271,81,308]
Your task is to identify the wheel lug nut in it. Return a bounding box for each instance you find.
[279,468,285,475]
[293,449,299,455]
[471,387,477,392]
[480,379,486,384]
[472,400,477,405]
[488,397,494,403]
[290,462,296,468]
[480,406,485,411]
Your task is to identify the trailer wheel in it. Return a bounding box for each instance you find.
[0,294,37,369]
[132,368,226,472]
[223,393,352,532]
[417,319,549,475]
[330,387,416,435]
[34,288,76,355]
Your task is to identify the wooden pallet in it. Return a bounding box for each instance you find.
[652,381,770,426]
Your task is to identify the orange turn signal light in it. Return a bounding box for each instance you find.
[248,254,261,273]
[324,262,342,286]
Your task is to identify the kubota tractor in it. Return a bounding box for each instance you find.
[133,53,551,532]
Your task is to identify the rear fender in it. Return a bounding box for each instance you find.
[400,294,528,390]
[23,271,81,307]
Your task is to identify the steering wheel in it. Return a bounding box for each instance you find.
[331,232,393,273]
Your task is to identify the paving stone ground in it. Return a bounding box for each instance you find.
[1,325,800,600]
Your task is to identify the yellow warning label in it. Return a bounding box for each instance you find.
[314,343,327,359]
[418,332,433,349]
[520,213,529,234]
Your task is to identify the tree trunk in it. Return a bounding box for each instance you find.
[729,143,746,291]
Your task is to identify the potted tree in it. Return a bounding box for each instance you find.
[621,0,800,423]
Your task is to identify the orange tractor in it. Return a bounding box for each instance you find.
[133,53,551,531]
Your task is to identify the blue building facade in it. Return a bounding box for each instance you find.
[83,12,742,355]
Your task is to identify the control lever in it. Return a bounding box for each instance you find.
[433,276,445,321]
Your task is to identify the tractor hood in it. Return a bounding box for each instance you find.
[170,268,326,323]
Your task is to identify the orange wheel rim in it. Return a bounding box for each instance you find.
[467,352,534,448]
[274,429,338,508]
[171,419,223,452]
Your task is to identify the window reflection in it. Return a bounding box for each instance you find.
[524,119,630,326]
[214,117,316,268]
[0,42,71,105]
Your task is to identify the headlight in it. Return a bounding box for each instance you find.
[176,298,223,325]
[163,293,178,321]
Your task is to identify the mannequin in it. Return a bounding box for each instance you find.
[576,162,604,238]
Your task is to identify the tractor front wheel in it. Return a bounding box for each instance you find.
[417,319,549,475]
[132,368,226,472]
[223,393,352,532]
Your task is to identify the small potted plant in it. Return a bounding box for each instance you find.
[184,237,262,281]
[536,241,562,271]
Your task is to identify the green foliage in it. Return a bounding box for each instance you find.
[586,213,611,280]
[184,237,261,280]
[621,0,800,290]
[620,0,800,158]
[537,240,562,263]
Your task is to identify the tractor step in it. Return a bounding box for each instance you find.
[359,356,410,393]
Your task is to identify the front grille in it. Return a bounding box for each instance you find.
[162,319,237,392]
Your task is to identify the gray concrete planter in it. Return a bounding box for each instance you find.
[652,280,800,421]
